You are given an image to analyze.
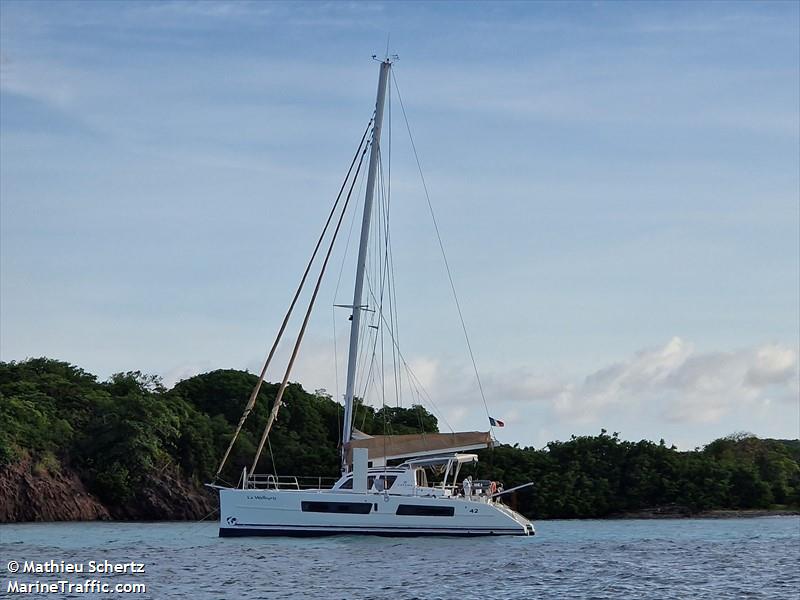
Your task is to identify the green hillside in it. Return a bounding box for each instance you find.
[1,358,797,521]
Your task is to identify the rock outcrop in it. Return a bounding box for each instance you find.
[112,467,217,521]
[0,456,110,522]
[0,457,217,523]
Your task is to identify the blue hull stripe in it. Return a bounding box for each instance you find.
[220,524,528,537]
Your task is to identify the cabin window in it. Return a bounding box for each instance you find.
[368,475,398,491]
[339,478,353,489]
[396,504,454,517]
[301,501,372,514]
[415,469,428,487]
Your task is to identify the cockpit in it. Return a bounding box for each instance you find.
[331,453,478,497]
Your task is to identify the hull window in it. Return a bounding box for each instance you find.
[396,504,455,517]
[301,501,372,514]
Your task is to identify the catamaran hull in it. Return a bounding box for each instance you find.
[218,488,534,537]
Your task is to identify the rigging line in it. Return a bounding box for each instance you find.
[354,152,395,422]
[384,229,402,409]
[378,226,386,419]
[332,303,340,445]
[355,205,384,400]
[361,378,375,431]
[363,151,394,417]
[355,179,390,428]
[354,329,372,403]
[358,346,381,432]
[353,302,375,404]
[355,321,383,425]
[332,143,370,444]
[375,154,388,419]
[377,154,398,411]
[333,307,340,447]
[391,70,494,432]
[377,149,402,409]
[353,227,378,400]
[383,211,404,410]
[356,204,390,412]
[401,359,452,433]
[267,436,278,477]
[379,138,409,432]
[335,373,342,446]
[376,156,390,442]
[361,152,451,433]
[387,70,392,238]
[386,79,403,407]
[377,151,397,410]
[361,130,440,430]
[250,140,371,474]
[354,270,376,397]
[359,191,383,416]
[388,233,403,408]
[362,282,455,433]
[333,142,370,306]
[332,306,343,445]
[362,331,383,418]
[402,359,453,435]
[214,118,373,481]
[339,171,374,435]
[414,403,427,438]
[357,312,381,411]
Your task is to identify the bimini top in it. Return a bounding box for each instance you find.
[398,453,479,469]
[345,431,492,464]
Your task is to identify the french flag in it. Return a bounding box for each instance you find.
[489,417,505,427]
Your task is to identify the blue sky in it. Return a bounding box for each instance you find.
[1,1,798,449]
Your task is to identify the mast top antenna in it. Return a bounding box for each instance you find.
[372,34,398,64]
[372,54,398,63]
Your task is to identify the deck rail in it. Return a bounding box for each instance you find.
[243,474,339,490]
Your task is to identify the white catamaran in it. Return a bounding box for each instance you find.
[210,58,535,537]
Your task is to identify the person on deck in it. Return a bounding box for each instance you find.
[462,476,472,498]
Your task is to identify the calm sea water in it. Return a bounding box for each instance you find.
[1,517,798,599]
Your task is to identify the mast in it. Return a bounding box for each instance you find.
[341,59,391,470]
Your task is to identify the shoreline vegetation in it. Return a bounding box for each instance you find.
[1,358,798,523]
[607,507,800,519]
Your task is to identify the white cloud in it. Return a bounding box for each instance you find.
[394,338,798,429]
[745,344,797,387]
[559,339,796,424]
[156,334,797,447]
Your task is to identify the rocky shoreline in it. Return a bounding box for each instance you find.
[0,457,217,523]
